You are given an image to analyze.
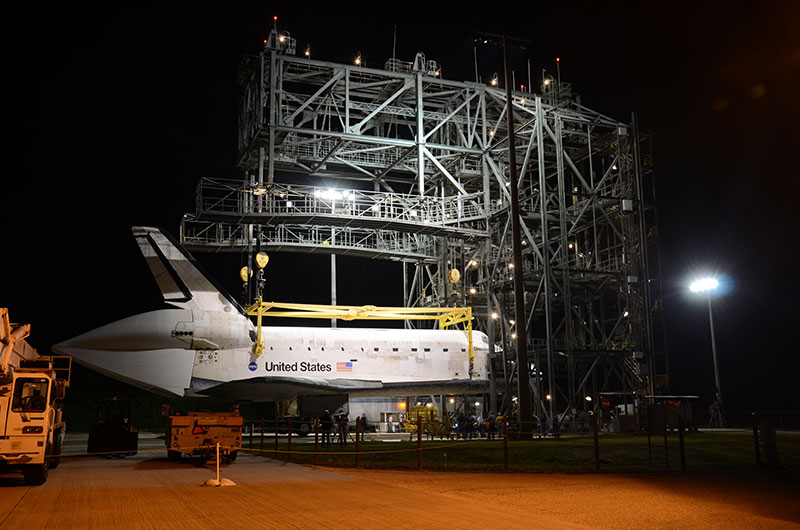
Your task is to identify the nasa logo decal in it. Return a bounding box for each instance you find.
[248,361,258,372]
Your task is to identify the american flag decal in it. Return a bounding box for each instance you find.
[336,361,353,372]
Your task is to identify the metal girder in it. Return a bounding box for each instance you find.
[183,34,663,421]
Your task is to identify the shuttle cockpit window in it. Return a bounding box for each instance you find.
[11,378,48,413]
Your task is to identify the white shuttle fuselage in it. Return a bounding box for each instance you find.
[54,227,489,402]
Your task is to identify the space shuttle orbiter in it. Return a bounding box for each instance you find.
[53,227,490,401]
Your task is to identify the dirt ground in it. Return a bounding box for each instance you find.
[1,452,798,529]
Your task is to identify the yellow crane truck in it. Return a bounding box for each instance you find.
[0,308,70,485]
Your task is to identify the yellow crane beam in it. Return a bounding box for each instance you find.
[244,299,474,375]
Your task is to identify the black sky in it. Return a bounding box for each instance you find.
[8,2,800,412]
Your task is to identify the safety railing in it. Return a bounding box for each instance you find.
[46,414,797,476]
[180,219,440,261]
[195,178,486,228]
[232,413,798,474]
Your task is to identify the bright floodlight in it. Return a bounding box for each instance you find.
[690,277,719,293]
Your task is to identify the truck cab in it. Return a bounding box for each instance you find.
[0,365,66,483]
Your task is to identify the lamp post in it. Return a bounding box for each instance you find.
[690,277,724,427]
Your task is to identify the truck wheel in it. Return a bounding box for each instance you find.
[278,422,289,434]
[23,462,48,486]
[167,450,181,461]
[298,423,311,437]
[228,450,238,462]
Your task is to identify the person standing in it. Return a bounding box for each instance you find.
[320,410,332,447]
[359,414,368,441]
[338,413,349,446]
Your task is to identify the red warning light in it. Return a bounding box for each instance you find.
[556,57,560,62]
[273,15,278,21]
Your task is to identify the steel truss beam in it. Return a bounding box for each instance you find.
[182,32,664,420]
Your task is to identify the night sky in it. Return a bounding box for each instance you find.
[8,2,800,414]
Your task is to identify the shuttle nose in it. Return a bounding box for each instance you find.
[52,309,197,398]
[54,309,191,352]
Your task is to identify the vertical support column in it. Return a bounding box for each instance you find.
[416,261,424,316]
[331,253,337,328]
[632,113,656,396]
[416,72,425,195]
[536,96,556,421]
[481,88,496,411]
[403,261,409,329]
[495,291,511,411]
[267,49,277,190]
[707,296,721,406]
[345,68,350,132]
[503,33,532,439]
[486,240,497,413]
[555,116,576,414]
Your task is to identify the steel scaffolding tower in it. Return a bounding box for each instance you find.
[180,28,664,420]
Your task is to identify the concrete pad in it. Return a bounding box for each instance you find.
[1,450,798,529]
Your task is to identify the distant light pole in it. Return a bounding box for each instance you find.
[690,277,724,427]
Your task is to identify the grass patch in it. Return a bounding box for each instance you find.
[242,430,800,473]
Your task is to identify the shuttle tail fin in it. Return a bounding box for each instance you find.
[132,226,243,314]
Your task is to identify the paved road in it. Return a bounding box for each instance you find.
[0,435,798,529]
